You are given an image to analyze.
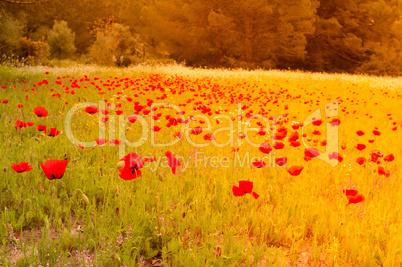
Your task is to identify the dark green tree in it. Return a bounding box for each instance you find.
[0,9,25,56]
[48,20,76,59]
[306,0,401,74]
[89,22,137,66]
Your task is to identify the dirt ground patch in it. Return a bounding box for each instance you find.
[5,215,85,266]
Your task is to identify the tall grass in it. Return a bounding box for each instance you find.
[0,63,401,266]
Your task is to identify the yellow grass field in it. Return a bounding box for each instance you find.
[0,63,401,266]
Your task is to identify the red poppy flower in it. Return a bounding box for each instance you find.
[134,105,144,112]
[11,162,32,173]
[275,157,287,166]
[40,159,68,180]
[152,126,162,132]
[312,119,323,126]
[119,152,144,180]
[2,99,8,104]
[127,116,137,123]
[341,144,347,150]
[384,154,394,162]
[48,128,60,137]
[190,126,203,135]
[165,151,181,174]
[372,130,381,136]
[169,117,179,126]
[232,180,259,199]
[378,166,386,175]
[78,143,85,149]
[84,106,98,114]
[203,133,215,141]
[273,142,284,150]
[347,194,365,204]
[287,166,304,176]
[252,160,266,168]
[257,127,266,136]
[289,132,299,142]
[27,122,34,127]
[343,189,365,204]
[290,141,301,147]
[343,189,358,198]
[109,139,121,145]
[173,132,183,139]
[100,109,109,115]
[312,130,321,135]
[356,157,366,165]
[370,151,383,161]
[101,117,108,123]
[17,104,24,108]
[95,138,107,145]
[291,122,300,130]
[33,107,48,117]
[37,124,47,133]
[330,118,341,126]
[115,110,123,115]
[305,148,320,158]
[328,152,343,162]
[356,130,364,136]
[355,144,366,151]
[15,120,27,129]
[273,131,287,141]
[258,143,272,154]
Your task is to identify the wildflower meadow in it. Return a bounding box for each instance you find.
[0,63,401,266]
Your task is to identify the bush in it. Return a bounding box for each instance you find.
[48,20,76,59]
[19,37,50,65]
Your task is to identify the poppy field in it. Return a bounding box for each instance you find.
[0,64,402,266]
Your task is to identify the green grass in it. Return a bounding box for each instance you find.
[0,63,401,266]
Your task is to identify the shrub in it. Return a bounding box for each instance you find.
[19,37,50,65]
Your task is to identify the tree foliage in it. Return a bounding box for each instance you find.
[48,20,76,59]
[0,10,24,55]
[89,22,137,66]
[0,0,401,75]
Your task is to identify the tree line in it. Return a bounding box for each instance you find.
[0,0,401,75]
